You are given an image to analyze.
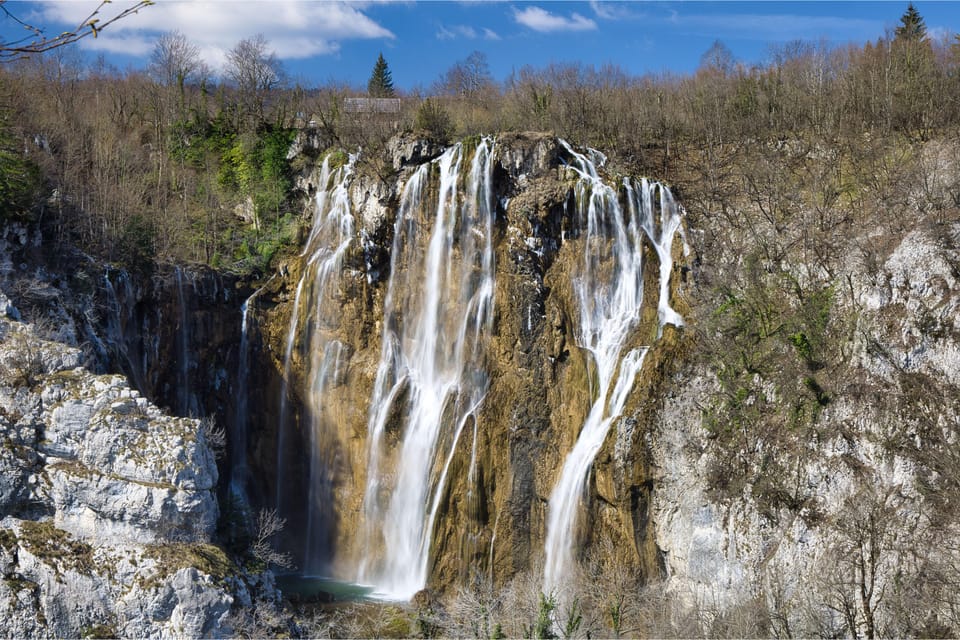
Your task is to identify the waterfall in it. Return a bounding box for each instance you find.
[103,269,148,393]
[275,276,305,512]
[542,141,686,594]
[358,138,496,599]
[173,266,196,417]
[275,153,356,573]
[230,296,255,513]
[230,278,273,513]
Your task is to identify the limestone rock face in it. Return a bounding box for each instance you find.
[387,132,445,170]
[0,217,242,428]
[0,315,239,638]
[95,264,241,422]
[650,214,960,632]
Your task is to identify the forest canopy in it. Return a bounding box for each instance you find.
[0,4,958,273]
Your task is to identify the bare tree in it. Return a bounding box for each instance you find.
[699,39,735,75]
[448,578,503,639]
[250,509,293,569]
[199,416,226,460]
[224,34,285,129]
[437,50,495,98]
[0,0,152,62]
[148,30,209,90]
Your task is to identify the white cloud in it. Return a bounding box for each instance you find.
[512,6,597,33]
[34,1,393,63]
[78,34,155,56]
[436,23,500,41]
[437,24,478,40]
[589,1,640,21]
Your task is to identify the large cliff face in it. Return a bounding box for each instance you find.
[0,128,956,636]
[239,132,960,637]
[0,221,243,428]
[96,264,242,423]
[240,133,691,600]
[651,214,960,636]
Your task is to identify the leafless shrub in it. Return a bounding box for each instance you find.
[226,596,291,639]
[199,416,226,459]
[250,509,293,570]
[447,578,502,639]
[497,563,547,639]
[3,330,46,388]
[300,602,414,639]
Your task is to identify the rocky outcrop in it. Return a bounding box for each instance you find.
[3,128,957,635]
[0,312,242,638]
[386,132,446,170]
[650,209,960,633]
[96,263,242,422]
[0,222,244,428]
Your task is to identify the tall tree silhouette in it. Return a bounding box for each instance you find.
[367,52,396,97]
[895,3,927,41]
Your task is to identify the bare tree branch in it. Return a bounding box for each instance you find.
[250,509,293,570]
[0,0,153,62]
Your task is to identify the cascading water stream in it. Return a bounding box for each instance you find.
[275,277,305,513]
[232,297,254,510]
[543,141,686,594]
[102,269,149,394]
[628,178,689,335]
[230,277,274,513]
[358,138,496,599]
[173,266,196,417]
[274,153,356,573]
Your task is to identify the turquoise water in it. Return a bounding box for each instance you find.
[276,575,375,603]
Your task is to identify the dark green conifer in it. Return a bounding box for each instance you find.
[367,52,396,97]
[895,3,927,41]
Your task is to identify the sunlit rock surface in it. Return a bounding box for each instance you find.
[247,133,960,636]
[4,130,958,636]
[0,315,240,638]
[651,213,960,634]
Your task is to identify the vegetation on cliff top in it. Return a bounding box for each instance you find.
[0,4,956,276]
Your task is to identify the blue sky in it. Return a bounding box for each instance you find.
[3,1,959,89]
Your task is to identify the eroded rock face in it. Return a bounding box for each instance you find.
[386,132,446,170]
[0,315,240,638]
[4,128,953,634]
[247,133,960,635]
[96,263,241,422]
[650,215,960,633]
[0,220,243,429]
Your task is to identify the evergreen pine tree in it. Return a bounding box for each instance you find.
[895,3,927,41]
[367,52,396,97]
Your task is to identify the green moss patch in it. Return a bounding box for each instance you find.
[143,542,236,587]
[18,520,95,574]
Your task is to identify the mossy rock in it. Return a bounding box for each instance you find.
[81,622,117,639]
[144,542,236,585]
[0,528,17,553]
[18,520,95,574]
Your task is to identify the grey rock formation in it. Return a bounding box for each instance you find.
[0,315,240,638]
[387,132,445,170]
[651,219,960,635]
